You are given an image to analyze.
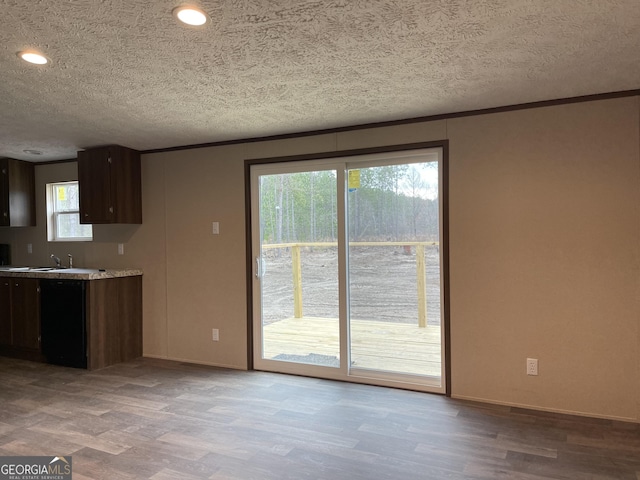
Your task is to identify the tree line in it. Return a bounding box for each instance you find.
[259,163,439,244]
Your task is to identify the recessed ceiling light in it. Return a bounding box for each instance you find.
[173,5,210,26]
[23,149,43,155]
[18,50,49,65]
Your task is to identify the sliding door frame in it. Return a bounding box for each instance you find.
[244,140,451,395]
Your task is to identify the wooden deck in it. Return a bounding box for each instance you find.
[263,317,442,377]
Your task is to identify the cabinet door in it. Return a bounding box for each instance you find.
[7,160,36,227]
[78,148,112,224]
[109,146,142,223]
[0,159,9,227]
[0,158,36,227]
[11,279,40,350]
[0,279,11,346]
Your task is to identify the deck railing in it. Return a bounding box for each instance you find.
[261,241,439,327]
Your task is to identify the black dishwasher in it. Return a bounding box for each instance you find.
[40,279,87,368]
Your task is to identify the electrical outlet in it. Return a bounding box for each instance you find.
[212,328,219,342]
[118,243,124,255]
[27,243,32,254]
[527,358,538,376]
[212,222,219,235]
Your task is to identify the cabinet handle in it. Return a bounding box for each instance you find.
[109,207,114,213]
[3,212,7,217]
[84,213,89,217]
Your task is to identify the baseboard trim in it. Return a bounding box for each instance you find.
[142,354,247,371]
[451,393,638,424]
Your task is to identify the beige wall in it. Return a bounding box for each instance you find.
[0,96,638,421]
[448,98,640,421]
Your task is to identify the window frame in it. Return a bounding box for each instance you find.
[46,181,93,242]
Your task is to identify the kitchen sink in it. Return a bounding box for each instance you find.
[0,266,70,272]
[1,266,68,272]
[31,267,73,272]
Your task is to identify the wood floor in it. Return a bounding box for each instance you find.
[263,317,442,376]
[1,357,639,480]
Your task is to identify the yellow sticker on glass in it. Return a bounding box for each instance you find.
[348,170,360,189]
[57,187,66,201]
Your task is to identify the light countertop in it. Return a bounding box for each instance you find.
[0,267,143,280]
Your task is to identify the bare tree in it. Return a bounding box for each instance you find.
[404,166,425,237]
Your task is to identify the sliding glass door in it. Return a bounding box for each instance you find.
[252,165,344,375]
[347,159,443,383]
[251,147,446,392]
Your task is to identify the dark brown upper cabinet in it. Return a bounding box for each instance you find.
[78,145,142,224]
[0,158,36,227]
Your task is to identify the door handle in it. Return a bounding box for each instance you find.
[255,257,266,278]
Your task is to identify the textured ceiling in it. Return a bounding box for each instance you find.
[1,0,639,161]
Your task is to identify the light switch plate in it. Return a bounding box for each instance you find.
[212,222,219,235]
[118,243,124,255]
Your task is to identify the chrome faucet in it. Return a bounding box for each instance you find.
[68,254,73,269]
[51,254,61,268]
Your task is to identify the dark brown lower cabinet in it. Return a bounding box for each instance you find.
[0,274,142,369]
[0,277,41,359]
[0,279,12,346]
[11,278,40,350]
[86,276,142,370]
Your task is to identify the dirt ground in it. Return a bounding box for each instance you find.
[260,245,442,326]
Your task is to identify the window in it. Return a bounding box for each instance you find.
[46,181,93,241]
